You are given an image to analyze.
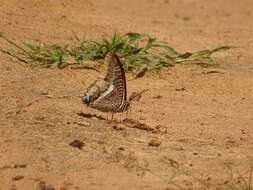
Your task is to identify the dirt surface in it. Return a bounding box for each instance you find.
[0,0,253,189]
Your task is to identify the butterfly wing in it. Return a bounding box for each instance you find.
[82,79,110,105]
[104,53,114,82]
[91,52,128,112]
[106,52,127,101]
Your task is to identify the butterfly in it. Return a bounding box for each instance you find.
[82,52,130,117]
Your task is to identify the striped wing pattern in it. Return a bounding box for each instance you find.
[90,52,129,113]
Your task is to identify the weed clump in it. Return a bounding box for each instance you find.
[0,32,236,71]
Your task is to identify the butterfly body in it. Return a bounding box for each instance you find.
[82,79,110,105]
[83,52,130,114]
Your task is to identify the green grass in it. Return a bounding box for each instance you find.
[0,32,237,72]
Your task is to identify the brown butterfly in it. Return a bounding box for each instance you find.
[82,52,130,118]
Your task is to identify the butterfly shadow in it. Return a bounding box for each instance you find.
[77,112,106,120]
[77,112,164,133]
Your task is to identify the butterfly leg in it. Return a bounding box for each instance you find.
[125,105,131,120]
[111,113,115,121]
[106,112,113,121]
[125,111,129,120]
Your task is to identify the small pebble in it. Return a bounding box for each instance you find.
[37,181,55,190]
[69,140,85,150]
[152,95,162,99]
[148,138,162,147]
[175,87,186,91]
[118,147,125,151]
[12,175,24,181]
[14,164,27,168]
[112,124,125,130]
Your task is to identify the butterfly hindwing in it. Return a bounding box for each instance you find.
[90,53,128,112]
[106,53,127,100]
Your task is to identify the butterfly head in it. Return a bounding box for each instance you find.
[82,94,91,105]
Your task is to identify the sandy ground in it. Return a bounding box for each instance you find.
[0,0,253,189]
